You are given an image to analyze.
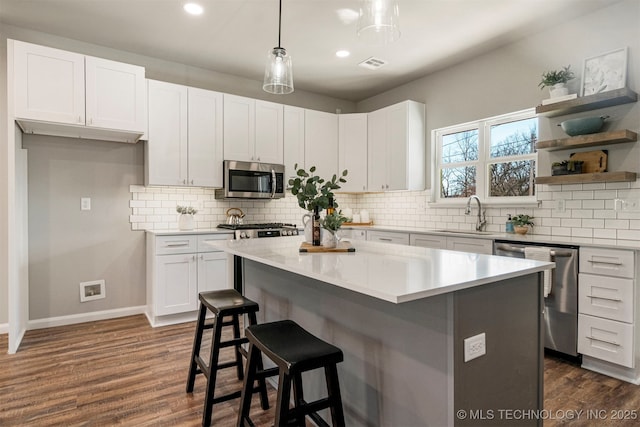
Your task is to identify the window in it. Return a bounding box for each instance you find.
[434,109,537,204]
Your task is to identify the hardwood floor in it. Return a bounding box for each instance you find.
[1,315,639,426]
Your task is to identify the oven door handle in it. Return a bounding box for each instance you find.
[495,243,573,257]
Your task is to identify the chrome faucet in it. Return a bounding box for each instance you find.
[465,195,486,231]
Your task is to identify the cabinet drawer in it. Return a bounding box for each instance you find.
[579,273,633,323]
[578,314,634,368]
[155,235,198,255]
[410,234,447,249]
[580,247,634,278]
[446,237,493,255]
[366,230,409,245]
[197,233,233,252]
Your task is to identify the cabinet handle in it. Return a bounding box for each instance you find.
[192,255,196,261]
[200,254,204,260]
[183,179,187,185]
[78,115,82,123]
[585,336,620,346]
[386,184,389,189]
[165,241,190,247]
[257,157,261,161]
[379,238,392,242]
[585,294,623,302]
[587,256,623,265]
[191,180,194,185]
[381,184,384,190]
[363,185,366,191]
[88,117,93,125]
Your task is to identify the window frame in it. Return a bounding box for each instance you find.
[433,108,538,206]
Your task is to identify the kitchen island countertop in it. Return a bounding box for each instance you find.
[207,236,553,303]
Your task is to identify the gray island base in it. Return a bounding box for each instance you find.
[212,238,551,426]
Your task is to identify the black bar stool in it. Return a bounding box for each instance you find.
[237,319,346,427]
[186,289,269,426]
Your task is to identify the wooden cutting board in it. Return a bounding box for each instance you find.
[569,150,608,173]
[299,241,356,253]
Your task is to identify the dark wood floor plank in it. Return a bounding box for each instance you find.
[2,315,640,426]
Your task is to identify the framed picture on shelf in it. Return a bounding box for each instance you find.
[581,47,628,96]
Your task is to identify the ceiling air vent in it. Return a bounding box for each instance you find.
[358,56,388,70]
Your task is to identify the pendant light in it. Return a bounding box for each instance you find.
[357,0,401,44]
[263,0,294,94]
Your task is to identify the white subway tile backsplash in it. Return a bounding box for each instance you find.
[131,180,640,239]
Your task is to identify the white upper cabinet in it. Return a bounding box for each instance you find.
[146,80,223,187]
[13,40,85,125]
[255,100,284,164]
[187,87,224,188]
[338,113,368,192]
[305,109,338,181]
[367,100,425,191]
[223,94,283,164]
[85,56,146,133]
[283,105,305,180]
[11,39,146,143]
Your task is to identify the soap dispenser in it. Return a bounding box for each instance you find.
[506,215,515,233]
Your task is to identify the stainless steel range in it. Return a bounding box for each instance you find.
[217,223,299,240]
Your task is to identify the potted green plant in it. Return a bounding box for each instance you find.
[321,211,349,248]
[538,65,575,98]
[289,164,348,245]
[511,214,534,235]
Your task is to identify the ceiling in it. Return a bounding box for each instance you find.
[0,0,617,101]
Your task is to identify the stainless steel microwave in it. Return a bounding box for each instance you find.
[215,160,285,199]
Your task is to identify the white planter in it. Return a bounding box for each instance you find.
[549,83,569,98]
[178,214,194,231]
[322,230,338,248]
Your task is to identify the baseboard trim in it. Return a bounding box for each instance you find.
[0,323,8,335]
[27,306,147,330]
[145,310,199,328]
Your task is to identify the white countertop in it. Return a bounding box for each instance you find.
[349,225,640,250]
[207,236,553,304]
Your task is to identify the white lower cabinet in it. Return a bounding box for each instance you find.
[409,234,447,249]
[578,247,637,377]
[147,233,233,325]
[410,234,492,254]
[446,237,493,254]
[367,230,409,245]
[341,228,367,241]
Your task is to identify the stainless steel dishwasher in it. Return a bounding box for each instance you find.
[494,240,579,357]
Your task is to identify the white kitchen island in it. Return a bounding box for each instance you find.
[208,237,554,427]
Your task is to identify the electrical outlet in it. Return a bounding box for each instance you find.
[615,198,640,212]
[464,333,486,362]
[81,197,91,211]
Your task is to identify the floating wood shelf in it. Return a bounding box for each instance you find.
[536,88,638,117]
[536,129,638,151]
[536,171,637,185]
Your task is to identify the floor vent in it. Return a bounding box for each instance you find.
[358,56,388,70]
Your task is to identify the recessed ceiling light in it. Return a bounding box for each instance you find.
[183,2,203,15]
[336,50,350,58]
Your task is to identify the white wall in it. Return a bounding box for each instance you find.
[351,0,640,242]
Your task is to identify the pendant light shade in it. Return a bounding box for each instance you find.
[263,0,294,94]
[357,0,401,44]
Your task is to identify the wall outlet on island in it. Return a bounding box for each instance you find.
[464,332,486,362]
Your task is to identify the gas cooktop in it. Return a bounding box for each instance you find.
[217,222,299,239]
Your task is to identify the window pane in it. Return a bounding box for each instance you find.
[442,130,478,163]
[489,160,536,197]
[490,118,538,158]
[440,166,476,198]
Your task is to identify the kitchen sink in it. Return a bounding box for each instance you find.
[434,229,495,235]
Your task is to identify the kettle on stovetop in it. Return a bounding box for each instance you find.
[226,207,245,225]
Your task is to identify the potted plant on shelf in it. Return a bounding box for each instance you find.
[289,164,348,245]
[511,214,534,235]
[538,65,575,98]
[176,205,197,230]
